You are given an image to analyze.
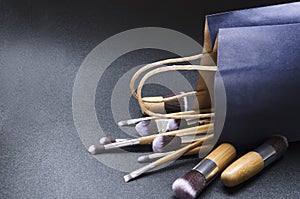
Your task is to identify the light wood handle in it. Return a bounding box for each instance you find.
[185,145,211,156]
[139,124,213,145]
[154,134,214,166]
[142,96,165,114]
[221,151,264,187]
[206,143,236,171]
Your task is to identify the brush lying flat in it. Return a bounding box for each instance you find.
[99,137,128,145]
[88,123,213,155]
[123,134,214,182]
[138,145,212,163]
[152,132,213,153]
[152,135,182,153]
[135,119,184,136]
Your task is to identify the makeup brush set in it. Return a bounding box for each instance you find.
[87,2,300,198]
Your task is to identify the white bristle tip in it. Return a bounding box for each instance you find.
[118,121,127,126]
[99,137,111,144]
[124,174,133,182]
[88,145,96,154]
[172,178,197,199]
[137,156,149,163]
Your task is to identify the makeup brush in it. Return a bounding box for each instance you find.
[124,134,214,182]
[152,135,182,153]
[221,135,288,187]
[135,120,159,136]
[142,92,188,114]
[88,123,213,155]
[138,145,212,163]
[117,111,213,126]
[142,90,210,114]
[135,119,185,136]
[172,143,236,199]
[151,134,211,153]
[99,137,128,145]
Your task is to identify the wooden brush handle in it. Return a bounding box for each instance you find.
[142,96,165,114]
[185,145,211,156]
[206,143,236,171]
[139,124,213,145]
[221,151,264,187]
[154,134,214,166]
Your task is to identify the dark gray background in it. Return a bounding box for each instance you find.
[0,0,299,198]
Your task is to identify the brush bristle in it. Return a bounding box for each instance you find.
[164,94,188,113]
[167,119,180,131]
[88,145,105,155]
[117,120,128,126]
[172,170,206,199]
[124,174,133,182]
[167,119,188,131]
[137,155,150,163]
[135,120,158,136]
[152,135,182,153]
[99,137,116,145]
[265,135,289,157]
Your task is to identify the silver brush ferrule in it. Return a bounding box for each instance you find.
[192,158,218,183]
[254,143,277,167]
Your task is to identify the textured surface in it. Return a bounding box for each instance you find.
[0,0,299,198]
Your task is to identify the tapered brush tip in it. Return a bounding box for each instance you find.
[99,137,116,145]
[88,145,105,155]
[118,120,128,126]
[152,135,182,153]
[172,170,206,199]
[124,174,133,183]
[137,155,150,163]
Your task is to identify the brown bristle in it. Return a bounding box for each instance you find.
[172,170,206,199]
[264,135,288,157]
[152,135,182,153]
